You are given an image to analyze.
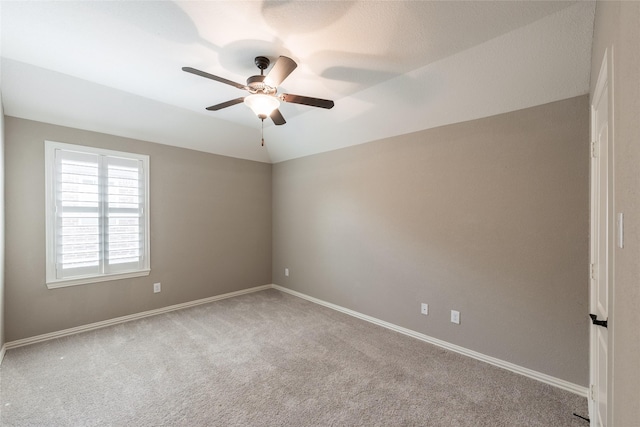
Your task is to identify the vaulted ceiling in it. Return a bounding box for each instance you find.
[1,1,595,163]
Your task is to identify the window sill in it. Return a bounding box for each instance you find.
[46,269,151,289]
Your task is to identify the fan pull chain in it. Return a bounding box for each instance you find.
[261,118,265,146]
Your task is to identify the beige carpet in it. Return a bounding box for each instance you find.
[0,289,588,426]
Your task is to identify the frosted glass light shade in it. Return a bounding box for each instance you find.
[244,94,280,118]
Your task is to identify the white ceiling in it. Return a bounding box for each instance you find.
[0,1,595,164]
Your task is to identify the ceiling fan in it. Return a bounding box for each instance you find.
[183,56,334,145]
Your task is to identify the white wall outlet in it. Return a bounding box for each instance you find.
[153,282,161,293]
[451,310,460,324]
[285,268,289,277]
[421,303,429,315]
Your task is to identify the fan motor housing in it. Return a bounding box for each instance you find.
[246,75,276,95]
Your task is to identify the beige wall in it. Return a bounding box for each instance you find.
[591,1,640,425]
[273,96,590,386]
[4,117,272,341]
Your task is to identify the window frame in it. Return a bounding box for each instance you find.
[45,140,150,289]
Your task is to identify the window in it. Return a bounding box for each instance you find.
[45,141,150,288]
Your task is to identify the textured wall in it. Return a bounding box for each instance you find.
[4,117,272,341]
[591,1,640,425]
[273,96,590,386]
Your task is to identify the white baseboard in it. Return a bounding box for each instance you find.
[0,343,6,364]
[272,284,588,398]
[4,284,272,351]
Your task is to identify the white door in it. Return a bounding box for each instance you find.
[590,51,611,427]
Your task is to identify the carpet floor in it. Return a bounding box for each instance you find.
[1,289,588,426]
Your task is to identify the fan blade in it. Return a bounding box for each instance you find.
[270,109,286,126]
[281,93,334,109]
[206,97,245,111]
[182,67,247,90]
[264,56,297,87]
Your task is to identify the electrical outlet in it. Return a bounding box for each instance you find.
[285,268,289,277]
[451,310,460,324]
[421,303,429,315]
[153,282,161,293]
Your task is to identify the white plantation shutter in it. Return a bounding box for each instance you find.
[104,156,145,273]
[46,141,149,287]
[55,150,101,278]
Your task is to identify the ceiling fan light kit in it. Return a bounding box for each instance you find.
[182,55,334,146]
[244,94,280,119]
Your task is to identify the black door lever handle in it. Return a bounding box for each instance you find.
[590,314,608,328]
